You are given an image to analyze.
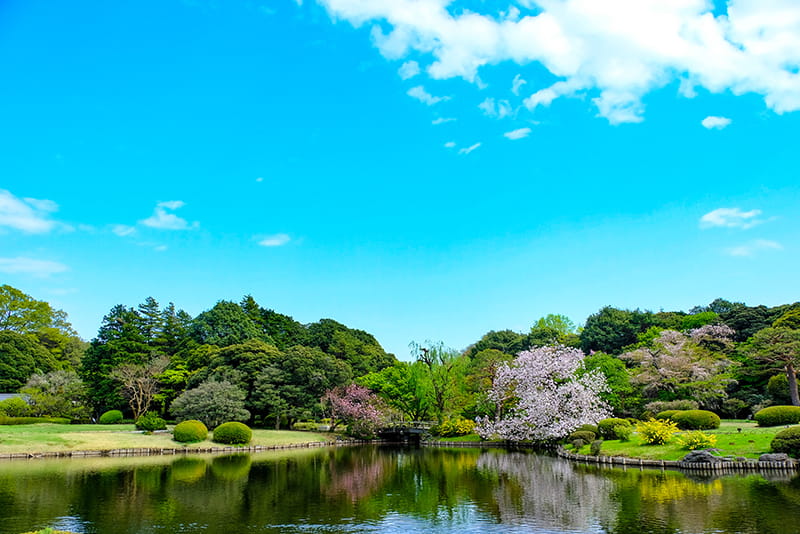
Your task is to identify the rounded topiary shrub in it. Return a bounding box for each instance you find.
[568,430,596,443]
[136,412,167,432]
[655,410,682,421]
[212,422,252,445]
[173,419,209,443]
[771,425,800,457]
[671,410,720,430]
[98,409,124,424]
[754,405,800,427]
[597,418,632,440]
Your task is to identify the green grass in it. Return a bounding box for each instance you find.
[0,423,334,454]
[431,434,485,442]
[569,420,782,460]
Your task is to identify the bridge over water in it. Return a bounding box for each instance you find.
[377,421,433,444]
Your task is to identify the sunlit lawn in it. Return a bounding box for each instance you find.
[572,420,784,461]
[0,423,334,454]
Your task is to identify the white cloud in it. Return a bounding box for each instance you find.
[479,97,513,119]
[0,257,69,277]
[511,74,527,95]
[459,142,481,155]
[314,0,800,123]
[398,60,421,79]
[727,239,783,257]
[702,116,732,129]
[259,233,291,247]
[0,189,60,233]
[256,177,264,182]
[700,207,764,229]
[432,117,456,125]
[112,224,137,237]
[504,127,531,140]
[140,200,198,230]
[444,141,456,148]
[407,85,450,105]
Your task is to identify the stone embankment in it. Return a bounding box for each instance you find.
[0,438,370,461]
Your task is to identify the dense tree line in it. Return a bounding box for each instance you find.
[2,285,799,430]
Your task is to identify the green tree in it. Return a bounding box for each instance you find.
[306,318,395,376]
[20,370,90,420]
[527,314,579,347]
[0,284,73,334]
[411,340,463,422]
[80,305,152,412]
[358,361,432,421]
[170,379,250,429]
[190,300,267,347]
[463,330,526,359]
[582,352,637,416]
[745,327,800,406]
[0,331,58,392]
[580,306,658,355]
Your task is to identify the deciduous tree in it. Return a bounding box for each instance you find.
[476,345,610,441]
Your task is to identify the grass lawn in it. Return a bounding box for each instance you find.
[431,434,485,442]
[570,420,785,461]
[0,423,334,454]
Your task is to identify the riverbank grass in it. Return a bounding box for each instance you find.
[571,420,781,460]
[0,423,333,454]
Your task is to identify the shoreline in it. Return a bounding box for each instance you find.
[0,437,370,461]
[428,440,800,473]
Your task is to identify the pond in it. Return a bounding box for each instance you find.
[1,445,799,534]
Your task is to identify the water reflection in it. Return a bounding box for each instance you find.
[0,446,799,534]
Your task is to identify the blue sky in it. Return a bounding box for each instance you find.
[1,0,798,359]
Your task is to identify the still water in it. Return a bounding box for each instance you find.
[1,446,799,534]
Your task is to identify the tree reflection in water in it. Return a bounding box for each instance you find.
[1,447,800,534]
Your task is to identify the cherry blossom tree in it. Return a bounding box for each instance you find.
[321,384,385,438]
[476,345,610,441]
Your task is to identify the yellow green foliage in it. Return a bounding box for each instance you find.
[432,417,476,437]
[636,418,679,445]
[676,431,717,450]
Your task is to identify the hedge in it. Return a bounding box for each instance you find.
[135,412,167,432]
[754,405,800,427]
[0,416,70,425]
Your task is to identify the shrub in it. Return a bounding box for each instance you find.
[135,412,166,432]
[213,422,252,445]
[614,424,633,441]
[597,418,631,439]
[636,419,679,445]
[671,410,721,430]
[0,416,70,425]
[292,422,319,431]
[98,409,124,424]
[771,425,800,457]
[655,410,681,421]
[0,396,30,417]
[590,440,603,456]
[431,417,477,437]
[754,405,800,427]
[576,423,599,435]
[173,419,208,443]
[767,374,792,404]
[644,399,699,414]
[676,431,717,450]
[568,430,596,443]
[571,438,586,450]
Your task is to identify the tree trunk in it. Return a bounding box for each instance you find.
[786,362,800,406]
